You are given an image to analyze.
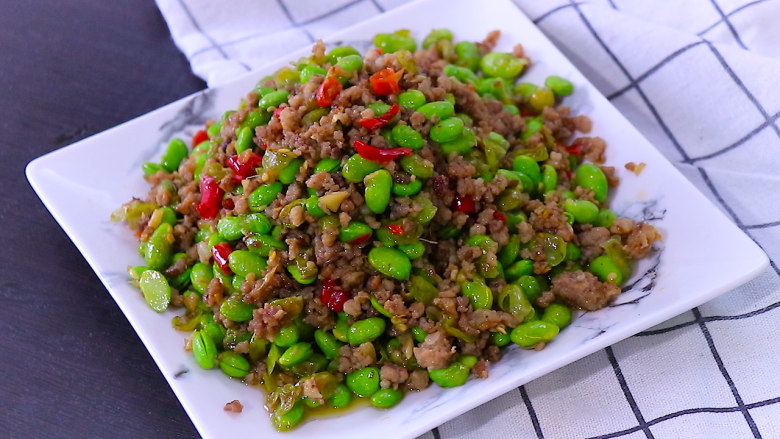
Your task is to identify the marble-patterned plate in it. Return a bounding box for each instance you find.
[26,0,768,437]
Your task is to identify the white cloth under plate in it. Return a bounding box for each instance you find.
[156,0,780,437]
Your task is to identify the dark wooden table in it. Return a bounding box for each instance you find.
[2,2,205,437]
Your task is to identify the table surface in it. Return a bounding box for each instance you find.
[2,2,205,437]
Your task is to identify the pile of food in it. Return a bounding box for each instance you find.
[113,28,659,430]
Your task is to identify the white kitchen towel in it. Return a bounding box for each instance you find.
[156,0,780,437]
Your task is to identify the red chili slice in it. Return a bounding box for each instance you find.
[493,211,506,223]
[227,153,262,183]
[358,103,400,130]
[192,129,209,146]
[566,142,582,156]
[212,242,233,275]
[354,140,412,164]
[317,76,343,107]
[387,224,404,236]
[453,194,475,214]
[369,68,402,95]
[196,176,224,219]
[273,104,287,119]
[321,278,349,312]
[349,233,372,246]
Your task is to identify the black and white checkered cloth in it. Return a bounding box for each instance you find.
[156,0,780,437]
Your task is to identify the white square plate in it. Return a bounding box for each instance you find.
[26,0,768,437]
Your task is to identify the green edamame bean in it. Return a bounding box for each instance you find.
[370,388,403,408]
[244,213,272,235]
[287,264,317,285]
[217,351,250,378]
[228,250,267,277]
[541,164,557,192]
[342,154,381,183]
[248,182,283,210]
[189,262,213,294]
[416,101,454,120]
[516,275,544,302]
[399,154,434,179]
[258,90,289,110]
[466,234,499,253]
[278,342,314,367]
[454,41,480,71]
[367,102,391,116]
[235,126,254,154]
[278,157,304,185]
[392,179,423,197]
[338,221,372,243]
[566,242,581,261]
[161,138,188,172]
[430,117,464,143]
[302,108,329,125]
[411,327,428,343]
[336,54,363,72]
[505,259,534,283]
[391,125,424,149]
[231,274,245,292]
[207,121,222,138]
[422,28,453,49]
[498,235,521,267]
[545,75,574,96]
[574,163,608,202]
[512,155,542,184]
[368,247,411,280]
[398,90,426,110]
[596,208,617,228]
[590,255,624,285]
[398,241,425,259]
[328,384,352,408]
[364,169,392,214]
[326,46,360,64]
[374,32,416,54]
[511,320,560,347]
[139,270,171,312]
[480,52,527,79]
[245,233,287,257]
[314,158,341,173]
[459,355,478,368]
[443,64,478,84]
[429,362,470,388]
[144,223,173,271]
[440,127,476,155]
[514,82,538,99]
[274,325,300,348]
[461,279,493,309]
[158,207,177,226]
[300,64,327,83]
[504,104,520,115]
[542,303,573,329]
[192,329,218,369]
[305,195,326,217]
[244,109,272,131]
[333,312,349,343]
[522,118,544,141]
[142,162,162,176]
[564,199,599,224]
[217,215,244,241]
[314,329,343,359]
[220,294,256,322]
[490,331,511,347]
[346,366,381,397]
[271,401,304,432]
[347,317,386,345]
